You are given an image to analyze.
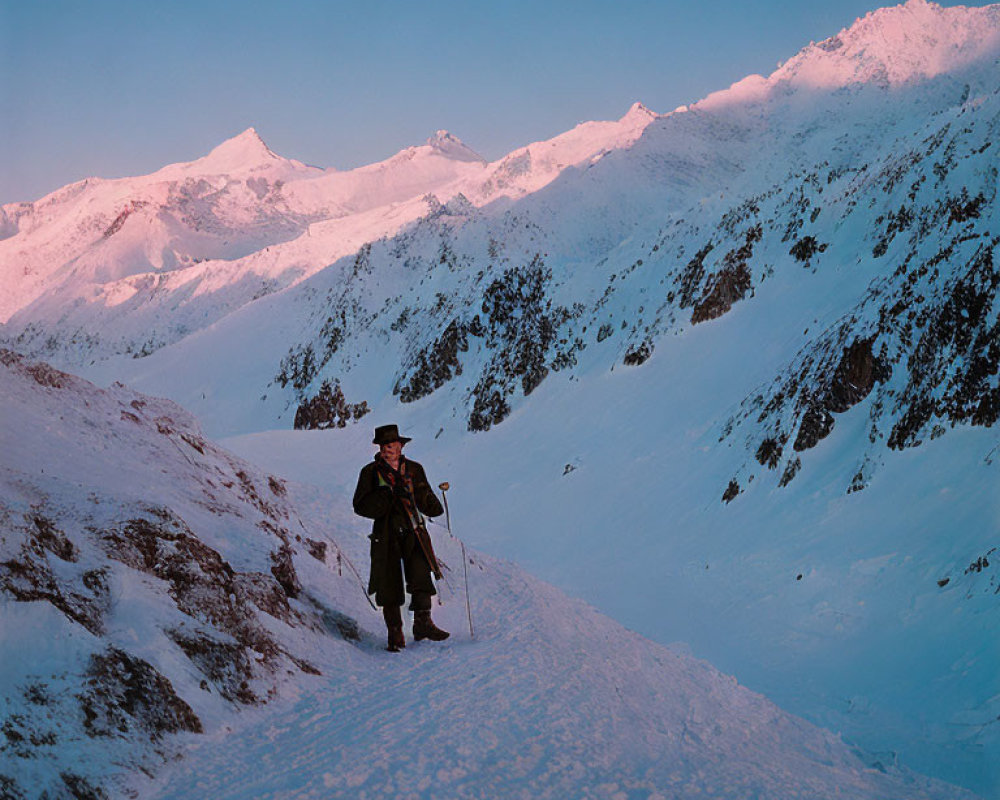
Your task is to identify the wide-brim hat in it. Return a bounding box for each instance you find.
[373,424,412,445]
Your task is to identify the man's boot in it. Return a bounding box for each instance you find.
[413,609,449,642]
[383,605,405,652]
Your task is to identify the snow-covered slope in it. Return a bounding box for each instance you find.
[3,0,999,796]
[1,351,976,800]
[70,2,998,793]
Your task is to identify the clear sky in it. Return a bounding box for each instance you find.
[3,0,912,205]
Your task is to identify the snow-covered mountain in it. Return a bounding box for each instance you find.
[3,0,999,796]
[0,106,655,361]
[2,349,975,800]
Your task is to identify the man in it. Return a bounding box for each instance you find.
[353,424,449,652]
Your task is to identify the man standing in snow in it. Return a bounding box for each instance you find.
[353,424,449,652]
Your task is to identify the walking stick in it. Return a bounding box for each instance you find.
[439,482,474,639]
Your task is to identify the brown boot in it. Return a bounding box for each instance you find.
[383,606,405,652]
[413,609,449,642]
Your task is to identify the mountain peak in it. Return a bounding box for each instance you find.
[197,127,282,173]
[622,102,657,122]
[775,0,1000,88]
[425,130,486,163]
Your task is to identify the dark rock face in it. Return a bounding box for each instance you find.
[270,543,302,599]
[395,318,474,403]
[722,480,741,503]
[755,437,784,469]
[623,341,653,366]
[468,389,512,433]
[793,405,836,452]
[888,241,1000,449]
[467,256,568,432]
[1,769,110,800]
[778,457,801,488]
[691,262,753,324]
[236,571,293,622]
[676,241,715,309]
[304,538,327,561]
[79,648,202,739]
[1,516,109,635]
[293,380,369,430]
[786,338,889,453]
[101,200,147,239]
[99,511,293,659]
[0,348,74,389]
[827,338,882,413]
[167,631,260,704]
[690,226,761,324]
[59,773,108,800]
[745,334,891,461]
[789,235,828,265]
[27,515,79,562]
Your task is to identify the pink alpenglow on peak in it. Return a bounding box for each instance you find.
[774,0,1000,88]
[694,0,1000,110]
[425,130,487,163]
[621,101,658,124]
[158,127,318,179]
[193,128,280,170]
[693,74,771,111]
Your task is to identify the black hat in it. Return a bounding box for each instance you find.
[373,424,412,445]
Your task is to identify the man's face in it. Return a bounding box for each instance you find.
[380,441,403,461]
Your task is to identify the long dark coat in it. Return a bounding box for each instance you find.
[352,457,444,608]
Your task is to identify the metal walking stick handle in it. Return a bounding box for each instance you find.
[438,482,452,533]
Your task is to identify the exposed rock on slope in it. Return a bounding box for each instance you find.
[718,98,1000,494]
[0,350,340,797]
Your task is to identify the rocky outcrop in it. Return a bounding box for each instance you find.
[293,379,370,430]
[467,256,569,432]
[1,515,109,636]
[690,225,762,324]
[99,510,296,662]
[793,404,836,452]
[888,240,1000,448]
[79,648,203,739]
[394,318,477,404]
[0,353,355,799]
[827,338,882,413]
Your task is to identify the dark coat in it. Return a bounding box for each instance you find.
[353,457,444,608]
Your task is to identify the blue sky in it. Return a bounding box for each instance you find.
[3,0,905,204]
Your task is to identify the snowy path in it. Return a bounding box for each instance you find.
[145,552,970,800]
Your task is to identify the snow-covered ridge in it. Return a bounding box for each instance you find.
[425,129,487,162]
[152,126,310,178]
[0,350,977,799]
[0,100,654,333]
[782,0,1000,87]
[694,0,1000,109]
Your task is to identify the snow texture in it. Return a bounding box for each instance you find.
[0,352,976,800]
[3,1,1000,797]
